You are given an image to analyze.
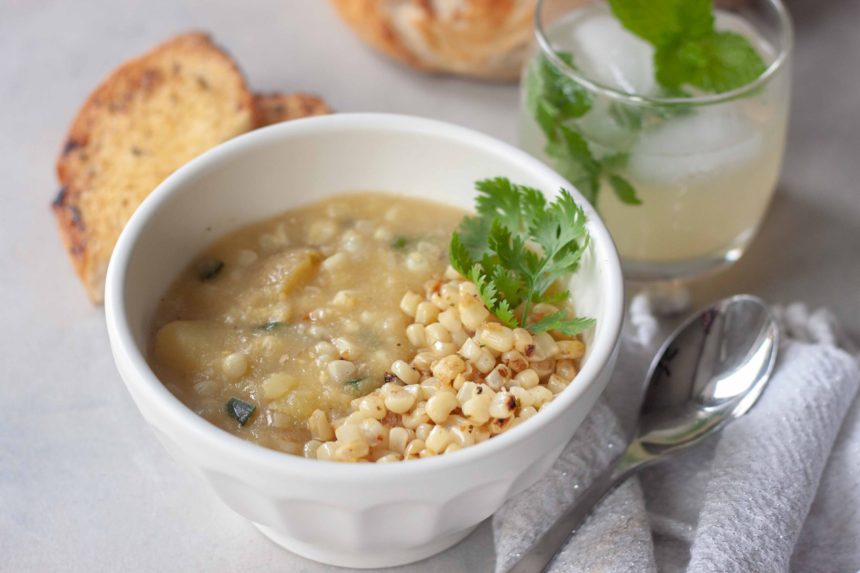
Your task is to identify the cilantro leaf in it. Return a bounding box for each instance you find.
[468,264,518,328]
[529,311,597,336]
[449,232,474,277]
[609,174,642,205]
[451,182,594,334]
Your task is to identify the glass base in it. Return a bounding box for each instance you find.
[621,243,746,283]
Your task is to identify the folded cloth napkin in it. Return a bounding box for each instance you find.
[493,297,860,573]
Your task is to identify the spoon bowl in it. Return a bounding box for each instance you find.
[626,294,779,469]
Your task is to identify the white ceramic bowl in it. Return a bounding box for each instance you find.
[105,113,623,568]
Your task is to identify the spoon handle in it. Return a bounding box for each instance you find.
[504,456,635,573]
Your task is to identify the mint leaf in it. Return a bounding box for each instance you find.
[608,174,642,205]
[545,125,602,204]
[609,0,766,94]
[539,54,592,121]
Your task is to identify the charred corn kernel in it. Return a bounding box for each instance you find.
[547,374,568,395]
[315,442,337,461]
[336,440,369,460]
[444,443,462,454]
[531,358,556,378]
[462,389,492,424]
[530,303,559,321]
[400,291,423,317]
[425,425,454,454]
[458,297,490,331]
[456,381,478,404]
[473,428,491,443]
[411,351,435,371]
[401,405,429,429]
[509,385,534,408]
[513,368,540,389]
[437,308,461,332]
[414,302,440,325]
[415,423,433,441]
[357,395,386,420]
[458,337,482,361]
[447,426,475,447]
[308,409,335,441]
[519,406,538,420]
[376,453,402,463]
[391,360,420,385]
[406,323,427,347]
[425,322,452,344]
[389,427,410,454]
[480,323,515,353]
[501,350,528,373]
[419,377,443,398]
[485,363,512,391]
[404,438,425,458]
[444,265,462,280]
[335,423,364,444]
[489,391,517,419]
[451,328,467,347]
[555,359,578,381]
[383,385,416,414]
[419,448,436,458]
[529,386,554,408]
[458,280,478,297]
[430,355,466,384]
[262,372,296,400]
[513,328,533,354]
[431,341,459,358]
[360,418,387,446]
[557,339,586,360]
[475,349,497,374]
[532,331,560,360]
[303,439,322,459]
[426,390,458,424]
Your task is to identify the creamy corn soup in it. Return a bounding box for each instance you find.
[151,191,586,462]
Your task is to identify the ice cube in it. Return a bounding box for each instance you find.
[625,107,765,186]
[554,9,657,96]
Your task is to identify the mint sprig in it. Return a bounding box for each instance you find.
[609,0,767,93]
[526,52,641,207]
[450,178,595,335]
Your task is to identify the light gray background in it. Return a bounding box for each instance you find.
[1,1,857,571]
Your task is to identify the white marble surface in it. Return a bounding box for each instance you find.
[1,0,858,571]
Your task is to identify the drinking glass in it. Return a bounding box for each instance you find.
[519,0,793,281]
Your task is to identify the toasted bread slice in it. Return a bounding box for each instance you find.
[54,32,257,303]
[254,93,332,127]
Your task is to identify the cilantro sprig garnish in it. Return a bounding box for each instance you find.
[526,52,641,207]
[608,0,767,94]
[449,178,596,336]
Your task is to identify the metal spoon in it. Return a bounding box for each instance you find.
[507,294,779,573]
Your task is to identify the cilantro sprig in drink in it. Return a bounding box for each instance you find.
[520,0,792,280]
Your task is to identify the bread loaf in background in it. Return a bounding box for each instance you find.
[329,0,538,81]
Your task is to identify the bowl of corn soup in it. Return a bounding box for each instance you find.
[105,113,624,568]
